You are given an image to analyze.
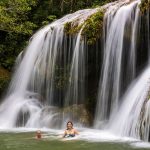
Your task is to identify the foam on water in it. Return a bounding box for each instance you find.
[130,142,150,149]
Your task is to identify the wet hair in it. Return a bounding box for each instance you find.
[67,121,73,128]
[36,130,42,139]
[37,130,41,133]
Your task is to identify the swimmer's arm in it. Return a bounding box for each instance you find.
[74,129,79,135]
[62,130,67,138]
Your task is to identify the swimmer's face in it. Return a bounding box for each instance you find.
[67,122,73,129]
[37,130,41,134]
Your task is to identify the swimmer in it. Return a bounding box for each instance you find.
[63,121,79,138]
[36,130,42,139]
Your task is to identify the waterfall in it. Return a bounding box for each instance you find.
[0,9,97,129]
[65,28,85,106]
[0,0,150,143]
[94,0,150,142]
[107,7,150,141]
[94,0,141,127]
[108,67,150,140]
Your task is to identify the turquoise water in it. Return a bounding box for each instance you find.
[0,132,149,150]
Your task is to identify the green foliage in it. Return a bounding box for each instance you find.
[92,0,116,7]
[139,0,150,14]
[47,15,57,22]
[0,0,37,34]
[0,0,37,74]
[59,0,114,14]
[42,15,57,26]
[30,0,55,27]
[0,33,28,70]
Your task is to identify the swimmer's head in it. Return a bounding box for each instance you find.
[36,130,42,139]
[67,121,73,129]
[36,130,41,134]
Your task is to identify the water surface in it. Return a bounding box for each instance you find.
[0,129,150,150]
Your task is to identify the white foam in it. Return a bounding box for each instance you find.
[130,142,150,148]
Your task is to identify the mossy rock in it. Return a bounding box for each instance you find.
[62,104,92,126]
[82,10,104,45]
[64,9,104,45]
[139,0,150,14]
[64,22,83,35]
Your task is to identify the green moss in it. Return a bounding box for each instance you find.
[64,22,72,33]
[64,9,104,45]
[139,0,150,14]
[64,22,83,35]
[82,10,104,45]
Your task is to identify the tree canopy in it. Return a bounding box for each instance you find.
[0,0,37,34]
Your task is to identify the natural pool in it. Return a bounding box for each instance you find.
[0,129,150,150]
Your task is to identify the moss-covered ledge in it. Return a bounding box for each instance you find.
[64,21,83,35]
[139,0,150,14]
[64,9,104,45]
[82,10,104,45]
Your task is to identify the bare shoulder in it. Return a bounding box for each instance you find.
[73,128,79,134]
[64,129,68,133]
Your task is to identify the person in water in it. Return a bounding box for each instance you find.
[36,130,42,139]
[63,121,79,138]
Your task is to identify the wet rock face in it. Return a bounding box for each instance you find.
[0,67,10,98]
[139,100,150,141]
[139,86,150,141]
[62,104,92,126]
[137,7,150,141]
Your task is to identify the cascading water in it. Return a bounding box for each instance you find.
[0,9,98,129]
[108,66,150,141]
[107,5,150,142]
[0,0,150,144]
[65,28,85,106]
[94,0,141,127]
[94,0,150,142]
